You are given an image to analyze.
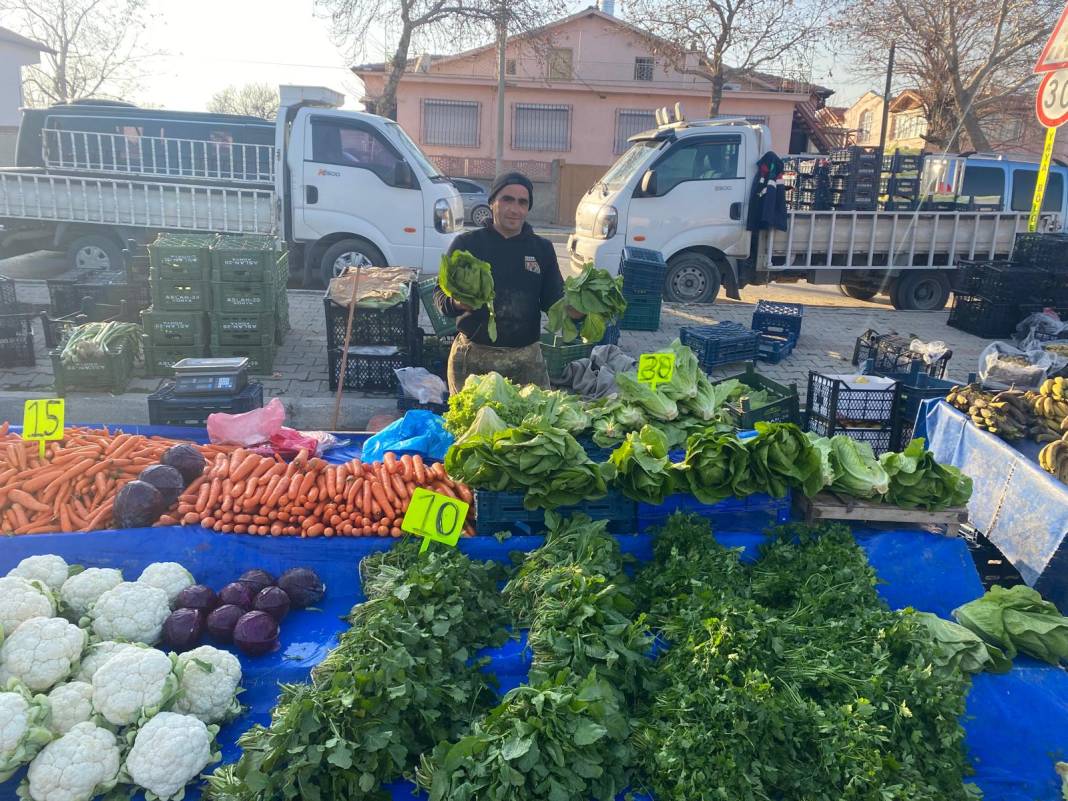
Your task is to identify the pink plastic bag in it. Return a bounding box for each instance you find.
[207,397,285,447]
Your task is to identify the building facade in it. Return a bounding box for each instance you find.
[0,27,51,165]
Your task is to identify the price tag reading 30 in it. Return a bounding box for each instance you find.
[22,399,64,459]
[401,487,470,553]
[637,353,675,390]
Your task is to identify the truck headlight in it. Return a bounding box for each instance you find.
[593,206,617,240]
[434,198,454,233]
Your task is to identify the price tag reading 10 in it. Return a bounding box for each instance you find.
[401,487,470,553]
[637,353,675,390]
[23,399,64,458]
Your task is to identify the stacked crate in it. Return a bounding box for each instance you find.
[0,274,35,368]
[210,234,284,375]
[880,151,923,210]
[827,147,881,211]
[751,300,802,364]
[47,269,150,322]
[948,257,1058,339]
[618,247,665,331]
[787,158,831,211]
[143,234,213,377]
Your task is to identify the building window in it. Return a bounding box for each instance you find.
[858,110,873,143]
[614,109,656,154]
[422,99,480,147]
[548,48,573,81]
[506,58,517,76]
[513,103,571,151]
[633,57,654,82]
[744,115,769,125]
[893,113,927,140]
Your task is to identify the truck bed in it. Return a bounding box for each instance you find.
[0,170,275,235]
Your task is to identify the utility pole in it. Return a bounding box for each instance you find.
[877,41,896,158]
[495,10,506,177]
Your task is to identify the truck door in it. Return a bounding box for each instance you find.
[295,114,424,272]
[627,134,748,258]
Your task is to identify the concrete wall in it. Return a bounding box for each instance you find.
[0,126,17,165]
[0,41,40,128]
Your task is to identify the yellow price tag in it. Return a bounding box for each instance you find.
[401,487,470,553]
[22,399,64,459]
[637,353,675,390]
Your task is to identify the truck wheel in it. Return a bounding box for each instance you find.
[839,283,879,301]
[891,271,950,311]
[471,205,492,227]
[664,252,721,304]
[320,239,386,287]
[67,234,122,271]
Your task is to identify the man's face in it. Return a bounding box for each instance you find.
[490,184,530,236]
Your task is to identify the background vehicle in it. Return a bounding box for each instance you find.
[448,177,492,226]
[0,86,464,286]
[569,115,1057,310]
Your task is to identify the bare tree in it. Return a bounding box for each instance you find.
[0,0,156,106]
[838,0,1059,151]
[316,0,566,120]
[625,0,838,116]
[207,83,278,120]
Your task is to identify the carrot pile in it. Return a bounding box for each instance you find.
[170,448,476,538]
[0,423,233,535]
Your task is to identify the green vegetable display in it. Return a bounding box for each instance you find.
[880,438,973,511]
[682,430,752,505]
[60,321,142,366]
[608,425,682,504]
[913,611,1012,674]
[953,584,1068,664]
[439,250,497,341]
[546,264,627,343]
[807,434,891,499]
[443,373,588,436]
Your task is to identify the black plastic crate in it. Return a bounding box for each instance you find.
[48,271,149,319]
[851,329,951,379]
[473,488,636,536]
[804,371,900,456]
[755,332,796,364]
[952,259,1013,295]
[883,200,919,212]
[0,313,35,367]
[1014,233,1068,272]
[680,323,759,370]
[421,333,453,380]
[975,263,1049,303]
[328,346,415,393]
[885,369,957,451]
[712,363,800,426]
[324,288,419,349]
[618,295,661,331]
[620,247,666,295]
[883,152,923,174]
[123,239,150,282]
[947,294,1020,339]
[148,380,263,426]
[752,300,803,340]
[0,275,16,313]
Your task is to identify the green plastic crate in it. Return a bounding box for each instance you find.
[51,344,134,394]
[211,312,276,346]
[418,278,458,336]
[151,279,210,312]
[210,234,283,283]
[142,339,206,377]
[540,333,595,381]
[619,295,661,331]
[140,308,208,347]
[148,233,214,280]
[275,290,290,346]
[212,281,276,314]
[211,344,276,375]
[711,363,800,427]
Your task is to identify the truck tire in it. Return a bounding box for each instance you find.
[891,271,950,311]
[320,238,386,287]
[470,205,492,227]
[839,283,879,301]
[664,252,721,304]
[67,234,123,271]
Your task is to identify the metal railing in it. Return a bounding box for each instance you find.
[42,128,276,185]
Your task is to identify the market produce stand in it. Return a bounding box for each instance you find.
[796,492,967,536]
[916,398,1068,611]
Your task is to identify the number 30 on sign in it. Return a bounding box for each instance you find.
[22,399,64,458]
[637,353,675,390]
[401,487,470,552]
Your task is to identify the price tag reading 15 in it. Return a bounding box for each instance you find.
[401,488,470,553]
[23,399,64,458]
[637,353,675,390]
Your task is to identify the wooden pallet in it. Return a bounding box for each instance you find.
[796,492,967,537]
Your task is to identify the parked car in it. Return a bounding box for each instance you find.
[449,177,492,226]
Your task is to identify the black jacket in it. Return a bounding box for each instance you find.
[434,223,564,348]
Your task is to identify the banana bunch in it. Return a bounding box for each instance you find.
[945,384,1033,440]
[1031,378,1068,442]
[1039,433,1068,483]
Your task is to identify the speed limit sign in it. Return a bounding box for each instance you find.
[1037,68,1068,128]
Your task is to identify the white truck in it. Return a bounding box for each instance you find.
[0,86,463,286]
[568,116,1056,310]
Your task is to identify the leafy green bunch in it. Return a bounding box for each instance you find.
[439,249,497,340]
[443,373,590,437]
[747,421,825,497]
[608,425,684,504]
[953,583,1068,664]
[546,264,627,343]
[807,433,891,499]
[682,429,752,505]
[880,438,973,510]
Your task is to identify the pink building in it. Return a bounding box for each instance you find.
[354,7,835,223]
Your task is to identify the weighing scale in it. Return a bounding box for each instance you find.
[171,357,249,396]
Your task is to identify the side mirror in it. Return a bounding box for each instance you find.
[394,160,416,189]
[640,168,658,196]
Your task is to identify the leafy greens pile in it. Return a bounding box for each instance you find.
[439,249,497,341]
[546,263,627,343]
[443,372,588,436]
[953,583,1068,664]
[806,433,890,499]
[880,438,973,510]
[608,425,682,504]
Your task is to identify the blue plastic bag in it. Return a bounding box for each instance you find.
[361,410,453,463]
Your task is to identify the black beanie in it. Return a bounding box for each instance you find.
[488,171,534,209]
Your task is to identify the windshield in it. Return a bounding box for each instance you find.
[387,122,445,180]
[597,140,663,192]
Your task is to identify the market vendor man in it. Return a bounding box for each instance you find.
[434,171,581,393]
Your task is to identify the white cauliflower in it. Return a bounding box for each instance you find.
[137,563,195,607]
[45,682,94,736]
[0,680,52,782]
[123,712,218,801]
[173,646,242,724]
[7,556,71,593]
[59,568,123,619]
[0,577,55,636]
[73,641,142,684]
[91,647,178,727]
[87,582,170,644]
[0,617,86,692]
[23,722,120,801]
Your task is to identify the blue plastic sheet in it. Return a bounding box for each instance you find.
[360,410,452,463]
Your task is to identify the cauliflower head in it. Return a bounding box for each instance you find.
[59,569,123,620]
[173,646,242,724]
[0,578,55,636]
[0,680,52,783]
[137,563,195,607]
[7,556,71,593]
[72,642,141,684]
[123,712,218,801]
[87,582,169,644]
[23,722,120,801]
[45,682,94,736]
[0,617,86,692]
[91,647,178,727]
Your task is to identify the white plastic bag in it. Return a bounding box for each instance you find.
[978,342,1051,389]
[395,367,447,404]
[909,338,950,365]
